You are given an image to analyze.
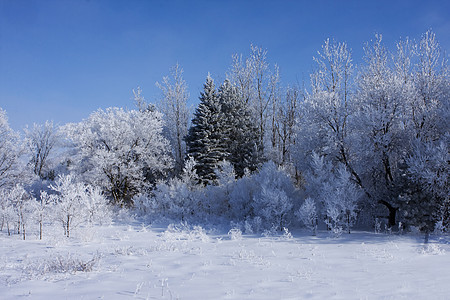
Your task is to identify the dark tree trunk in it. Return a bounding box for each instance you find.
[424,231,430,244]
[379,200,398,228]
[39,220,43,240]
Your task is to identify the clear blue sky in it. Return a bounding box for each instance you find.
[1,0,449,130]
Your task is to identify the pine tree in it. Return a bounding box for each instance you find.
[185,75,228,184]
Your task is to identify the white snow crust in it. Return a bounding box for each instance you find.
[1,221,449,299]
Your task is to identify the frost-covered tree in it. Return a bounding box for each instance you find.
[146,156,203,220]
[229,45,279,159]
[306,153,361,235]
[309,39,353,161]
[0,108,28,188]
[132,86,148,113]
[333,166,362,234]
[180,156,200,189]
[185,75,228,184]
[251,162,295,230]
[7,184,34,240]
[294,39,358,188]
[50,174,110,237]
[186,77,262,184]
[157,64,190,175]
[151,176,202,221]
[399,31,449,232]
[50,174,85,237]
[400,140,449,232]
[272,86,301,167]
[82,185,111,226]
[352,34,409,227]
[410,30,448,142]
[296,197,318,235]
[24,121,61,179]
[228,171,255,220]
[218,79,261,177]
[253,187,292,230]
[35,191,55,240]
[64,107,172,206]
[0,188,15,235]
[202,160,236,217]
[352,31,449,231]
[214,160,236,187]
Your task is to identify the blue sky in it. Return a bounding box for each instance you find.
[0,0,449,130]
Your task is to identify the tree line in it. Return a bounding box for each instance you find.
[0,30,448,238]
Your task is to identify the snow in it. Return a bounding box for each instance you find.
[1,221,449,299]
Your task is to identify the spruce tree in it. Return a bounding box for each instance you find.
[185,75,228,184]
[218,79,262,177]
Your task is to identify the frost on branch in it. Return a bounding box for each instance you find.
[296,197,318,235]
[306,153,362,236]
[50,174,111,237]
[0,108,29,189]
[64,107,172,206]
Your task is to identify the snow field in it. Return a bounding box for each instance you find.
[1,222,449,299]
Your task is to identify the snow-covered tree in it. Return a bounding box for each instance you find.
[185,75,228,184]
[35,191,55,240]
[218,79,261,177]
[0,188,15,235]
[180,156,200,189]
[399,141,449,233]
[148,156,205,220]
[306,153,361,235]
[294,39,358,192]
[24,121,61,180]
[64,107,172,206]
[334,166,362,234]
[410,30,448,142]
[151,177,201,221]
[82,185,111,226]
[214,160,236,187]
[351,31,449,231]
[251,162,295,230]
[0,108,28,188]
[401,31,449,232]
[202,160,236,217]
[253,186,292,230]
[229,45,279,159]
[7,184,34,240]
[296,197,318,235]
[228,171,255,220]
[132,86,149,113]
[0,186,33,238]
[271,86,301,167]
[50,174,85,237]
[352,34,409,227]
[157,64,190,175]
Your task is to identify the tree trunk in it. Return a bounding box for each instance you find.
[424,231,430,244]
[379,200,398,228]
[66,215,70,237]
[39,220,43,240]
[347,214,351,234]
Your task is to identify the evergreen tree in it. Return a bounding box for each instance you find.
[218,79,262,177]
[185,75,228,184]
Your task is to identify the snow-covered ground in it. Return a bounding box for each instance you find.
[1,220,449,299]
